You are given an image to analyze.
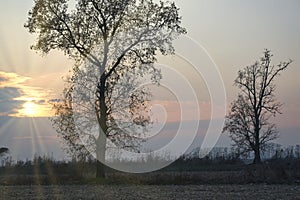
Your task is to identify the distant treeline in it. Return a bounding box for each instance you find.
[1,144,300,168]
[187,144,300,162]
[0,148,300,185]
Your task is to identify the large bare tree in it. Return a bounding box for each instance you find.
[25,0,186,177]
[223,49,292,163]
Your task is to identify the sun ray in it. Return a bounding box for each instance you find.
[29,117,60,186]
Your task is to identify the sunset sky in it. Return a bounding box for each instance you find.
[0,0,299,160]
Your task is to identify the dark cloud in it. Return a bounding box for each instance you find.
[0,87,23,101]
[0,87,24,116]
[0,100,24,115]
[48,99,63,103]
[34,99,46,104]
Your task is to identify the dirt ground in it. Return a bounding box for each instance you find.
[0,185,299,200]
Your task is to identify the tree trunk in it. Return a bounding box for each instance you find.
[96,160,105,178]
[95,76,108,178]
[96,131,107,178]
[253,117,261,164]
[253,147,261,164]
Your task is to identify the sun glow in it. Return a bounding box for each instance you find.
[23,102,39,117]
[16,100,54,117]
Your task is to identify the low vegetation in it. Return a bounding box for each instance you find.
[0,149,299,185]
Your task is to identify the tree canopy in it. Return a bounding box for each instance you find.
[26,0,186,177]
[25,0,186,71]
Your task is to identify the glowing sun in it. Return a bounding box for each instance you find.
[23,101,39,116]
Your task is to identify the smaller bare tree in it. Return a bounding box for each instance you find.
[223,49,292,163]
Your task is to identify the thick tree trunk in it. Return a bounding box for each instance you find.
[253,136,261,163]
[253,147,261,164]
[96,130,107,178]
[253,117,261,164]
[95,76,108,178]
[96,160,105,178]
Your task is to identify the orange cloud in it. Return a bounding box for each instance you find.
[149,100,224,123]
[0,71,58,117]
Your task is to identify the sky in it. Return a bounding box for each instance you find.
[0,0,300,160]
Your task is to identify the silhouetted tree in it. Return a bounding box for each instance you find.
[52,62,152,163]
[25,0,186,178]
[223,49,292,163]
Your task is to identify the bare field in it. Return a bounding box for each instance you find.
[0,185,299,200]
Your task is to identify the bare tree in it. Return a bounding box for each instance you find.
[223,49,292,163]
[25,0,186,177]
